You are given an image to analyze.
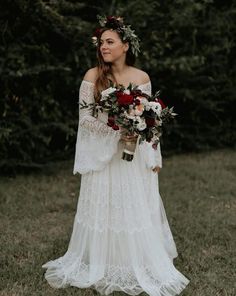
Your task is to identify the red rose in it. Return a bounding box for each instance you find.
[116,92,134,106]
[158,99,166,109]
[145,117,156,127]
[108,116,115,125]
[107,116,119,130]
[112,124,120,130]
[134,99,140,105]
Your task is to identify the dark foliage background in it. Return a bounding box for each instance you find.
[0,0,235,172]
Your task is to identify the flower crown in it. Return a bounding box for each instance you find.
[92,15,140,57]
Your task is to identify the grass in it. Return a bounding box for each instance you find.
[0,149,235,296]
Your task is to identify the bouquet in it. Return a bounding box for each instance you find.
[80,83,177,161]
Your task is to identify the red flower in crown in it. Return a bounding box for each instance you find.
[94,28,102,37]
[105,16,123,29]
[107,16,115,21]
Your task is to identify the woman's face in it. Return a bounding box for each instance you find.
[99,30,129,63]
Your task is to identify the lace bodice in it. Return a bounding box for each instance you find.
[79,80,152,126]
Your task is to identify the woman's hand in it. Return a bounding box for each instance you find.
[120,127,138,142]
[152,166,161,173]
[120,134,138,142]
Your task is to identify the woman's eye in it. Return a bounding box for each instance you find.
[99,40,113,46]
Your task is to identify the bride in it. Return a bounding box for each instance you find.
[42,16,190,296]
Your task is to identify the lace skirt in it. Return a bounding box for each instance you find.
[42,142,190,296]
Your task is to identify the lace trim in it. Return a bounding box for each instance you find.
[81,79,152,96]
[42,254,190,295]
[74,199,174,237]
[75,197,154,233]
[138,81,152,96]
[80,117,120,137]
[75,216,153,234]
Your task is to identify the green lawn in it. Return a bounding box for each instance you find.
[0,150,235,296]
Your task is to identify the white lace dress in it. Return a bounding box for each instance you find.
[42,80,190,296]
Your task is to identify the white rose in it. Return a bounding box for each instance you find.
[148,102,162,116]
[129,109,136,116]
[124,110,135,120]
[136,119,147,131]
[138,97,149,106]
[145,105,150,111]
[124,89,131,95]
[91,36,98,45]
[134,109,143,116]
[134,104,144,116]
[101,87,117,98]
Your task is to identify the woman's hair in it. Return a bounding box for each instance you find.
[94,28,136,101]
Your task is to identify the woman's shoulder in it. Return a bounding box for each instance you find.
[129,67,150,85]
[83,67,99,83]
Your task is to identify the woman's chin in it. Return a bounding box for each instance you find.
[103,56,113,62]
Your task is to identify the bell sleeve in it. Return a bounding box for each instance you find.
[137,81,163,169]
[73,80,121,175]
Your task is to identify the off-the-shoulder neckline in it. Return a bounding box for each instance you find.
[82,79,151,88]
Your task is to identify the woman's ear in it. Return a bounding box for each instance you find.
[124,42,129,52]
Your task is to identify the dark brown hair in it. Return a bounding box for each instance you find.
[94,28,136,101]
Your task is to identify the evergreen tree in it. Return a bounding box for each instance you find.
[0,0,235,172]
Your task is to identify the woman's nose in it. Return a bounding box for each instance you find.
[100,43,107,50]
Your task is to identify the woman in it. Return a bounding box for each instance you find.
[42,16,190,296]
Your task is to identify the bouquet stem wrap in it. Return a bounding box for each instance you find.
[122,136,138,161]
